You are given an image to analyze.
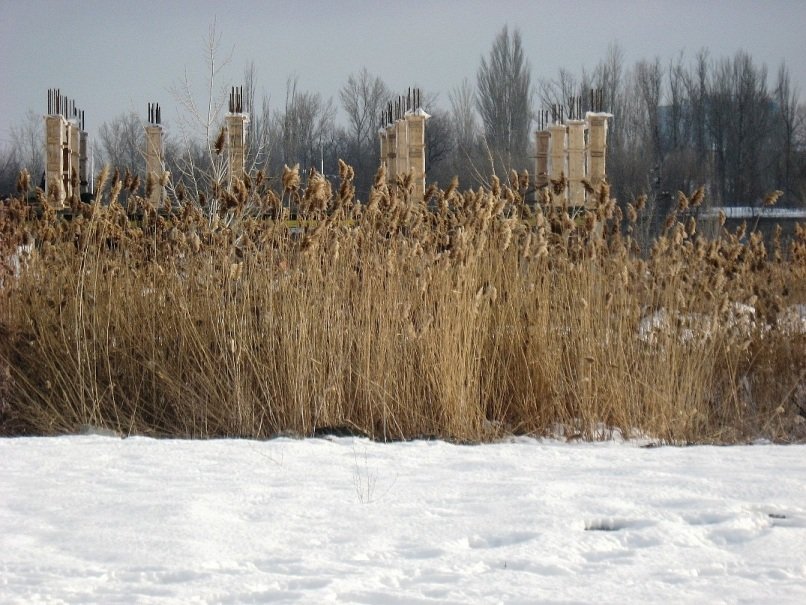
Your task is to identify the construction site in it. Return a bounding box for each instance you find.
[38,85,615,212]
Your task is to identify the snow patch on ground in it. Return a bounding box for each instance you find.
[638,302,806,344]
[1,436,805,603]
[9,242,35,277]
[777,304,806,335]
[1,242,35,289]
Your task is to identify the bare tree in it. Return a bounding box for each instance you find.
[449,79,477,155]
[797,103,806,203]
[667,52,686,152]
[0,143,18,195]
[706,56,732,205]
[683,49,710,159]
[476,25,533,174]
[774,62,802,200]
[592,43,628,199]
[170,19,234,198]
[446,78,483,185]
[340,68,389,155]
[339,68,390,197]
[594,42,625,118]
[95,111,145,176]
[613,69,653,202]
[9,110,44,188]
[707,51,771,204]
[415,93,452,186]
[243,61,273,176]
[273,76,336,174]
[673,49,713,201]
[732,51,771,202]
[635,58,663,166]
[658,52,701,199]
[537,68,578,114]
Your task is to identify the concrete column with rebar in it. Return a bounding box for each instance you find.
[45,114,68,207]
[226,114,247,185]
[548,123,567,206]
[385,123,397,186]
[535,130,550,189]
[145,102,166,206]
[379,128,389,179]
[586,113,609,196]
[146,124,165,206]
[566,120,587,207]
[145,125,163,179]
[394,118,408,184]
[404,108,429,199]
[70,122,80,197]
[79,131,88,196]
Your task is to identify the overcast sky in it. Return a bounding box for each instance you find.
[1,0,805,145]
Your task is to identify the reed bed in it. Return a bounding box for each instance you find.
[1,165,804,442]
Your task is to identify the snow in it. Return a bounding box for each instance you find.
[2,436,805,604]
[6,242,34,279]
[778,304,806,335]
[638,303,805,344]
[700,206,806,220]
[403,108,431,119]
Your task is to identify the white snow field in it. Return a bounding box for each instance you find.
[1,436,805,604]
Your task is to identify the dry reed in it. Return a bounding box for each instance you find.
[0,169,804,443]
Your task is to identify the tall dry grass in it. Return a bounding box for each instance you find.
[1,164,804,442]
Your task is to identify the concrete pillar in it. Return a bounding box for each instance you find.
[70,122,80,197]
[145,103,168,205]
[394,118,408,183]
[379,128,389,180]
[63,122,75,199]
[79,131,89,195]
[587,113,609,195]
[145,125,163,178]
[535,130,550,188]
[566,120,587,207]
[145,124,164,205]
[45,114,67,207]
[548,123,567,206]
[385,124,397,186]
[404,109,429,199]
[226,113,248,185]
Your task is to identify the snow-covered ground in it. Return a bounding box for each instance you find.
[1,436,805,604]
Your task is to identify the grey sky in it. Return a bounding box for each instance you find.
[1,0,804,145]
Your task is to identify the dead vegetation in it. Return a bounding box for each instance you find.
[1,165,804,443]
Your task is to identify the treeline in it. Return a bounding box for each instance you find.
[1,27,804,223]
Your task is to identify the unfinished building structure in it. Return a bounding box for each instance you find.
[225,86,248,186]
[145,102,163,177]
[379,88,430,199]
[534,89,611,208]
[45,88,88,206]
[142,86,247,201]
[144,102,166,205]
